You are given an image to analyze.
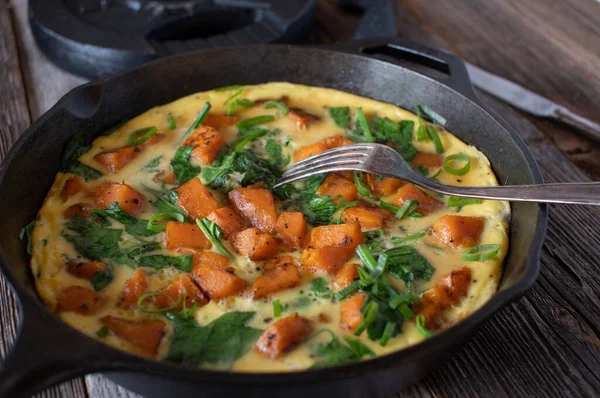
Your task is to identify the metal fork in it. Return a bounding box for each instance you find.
[273,143,600,205]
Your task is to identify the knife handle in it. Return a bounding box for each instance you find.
[553,106,600,143]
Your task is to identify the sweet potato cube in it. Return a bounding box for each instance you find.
[423,267,472,309]
[415,302,442,330]
[56,286,106,315]
[287,108,319,129]
[153,275,208,311]
[154,170,177,185]
[316,174,358,203]
[332,263,360,292]
[301,247,354,274]
[275,212,307,249]
[95,146,139,173]
[255,313,312,359]
[308,223,364,253]
[293,142,328,162]
[364,174,404,198]
[165,221,211,251]
[63,203,94,220]
[66,261,106,279]
[341,202,392,229]
[121,269,147,305]
[192,263,247,301]
[176,178,220,220]
[340,293,367,332]
[391,183,441,216]
[61,176,92,200]
[228,188,277,233]
[96,183,146,216]
[411,152,443,168]
[204,114,242,130]
[250,261,300,299]
[183,125,226,165]
[100,316,166,356]
[231,227,279,261]
[206,207,248,238]
[432,215,485,248]
[191,251,231,270]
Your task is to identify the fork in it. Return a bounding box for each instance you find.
[273,143,600,205]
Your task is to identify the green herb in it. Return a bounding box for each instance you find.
[415,106,428,142]
[147,212,186,232]
[309,330,374,369]
[443,153,471,176]
[19,219,35,255]
[137,291,182,313]
[447,196,483,207]
[142,156,162,172]
[61,135,103,180]
[419,105,447,126]
[170,146,201,185]
[167,311,262,368]
[167,114,176,129]
[298,195,336,225]
[273,300,282,318]
[429,169,442,183]
[379,321,396,346]
[179,102,211,143]
[461,244,500,262]
[196,218,234,259]
[329,107,350,129]
[236,115,275,130]
[180,292,199,321]
[138,254,193,272]
[230,128,268,152]
[427,125,444,153]
[215,85,243,92]
[128,126,158,146]
[143,185,187,219]
[291,295,313,309]
[394,199,419,219]
[90,202,156,237]
[227,98,254,115]
[373,118,416,160]
[364,229,386,255]
[379,246,435,287]
[416,314,434,338]
[391,231,426,244]
[263,100,289,115]
[91,264,113,291]
[124,242,161,258]
[96,326,109,338]
[353,171,372,198]
[223,87,243,104]
[265,139,285,169]
[354,108,375,142]
[354,301,378,336]
[311,278,332,298]
[333,281,361,301]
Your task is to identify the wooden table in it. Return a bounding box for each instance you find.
[1,0,599,396]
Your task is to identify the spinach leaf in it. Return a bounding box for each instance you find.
[379,246,435,285]
[373,118,416,161]
[311,278,332,298]
[144,185,187,219]
[61,135,103,180]
[143,156,162,172]
[265,138,286,169]
[138,254,193,272]
[91,264,113,291]
[170,146,201,185]
[329,107,350,129]
[91,203,156,237]
[167,312,262,368]
[298,195,337,225]
[310,330,374,369]
[124,242,161,258]
[19,219,35,255]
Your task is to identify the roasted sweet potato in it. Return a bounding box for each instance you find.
[263,255,295,271]
[340,293,367,332]
[301,247,354,274]
[153,275,208,311]
[231,227,279,261]
[293,141,328,162]
[206,207,248,238]
[154,170,177,185]
[391,183,441,216]
[228,188,277,233]
[204,114,242,130]
[364,174,404,198]
[332,263,359,291]
[411,152,443,168]
[255,313,312,359]
[183,125,226,165]
[275,212,307,249]
[61,176,92,200]
[176,178,220,220]
[100,315,166,356]
[121,269,147,305]
[432,215,485,248]
[66,261,106,279]
[192,263,247,300]
[95,183,146,216]
[94,134,165,173]
[165,221,212,251]
[308,223,364,253]
[250,261,300,299]
[191,251,231,270]
[56,286,106,315]
[341,202,392,229]
[287,108,320,129]
[316,173,358,203]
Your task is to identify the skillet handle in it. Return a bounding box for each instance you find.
[326,37,478,100]
[0,291,129,398]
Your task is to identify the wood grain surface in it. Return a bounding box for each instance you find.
[0,0,598,397]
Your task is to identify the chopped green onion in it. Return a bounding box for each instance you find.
[447,196,483,207]
[128,127,157,146]
[416,314,434,338]
[415,106,428,142]
[419,105,447,126]
[379,200,401,213]
[409,212,423,218]
[136,292,182,313]
[429,169,442,183]
[461,244,500,262]
[353,301,378,336]
[353,171,372,198]
[395,199,419,219]
[443,153,471,176]
[179,102,211,143]
[355,108,375,142]
[236,115,275,130]
[95,325,109,338]
[273,300,282,317]
[147,212,186,232]
[230,129,268,152]
[427,125,444,153]
[223,87,243,105]
[379,321,396,346]
[356,244,377,272]
[397,303,414,319]
[356,266,373,285]
[196,218,235,259]
[263,100,289,115]
[215,85,243,92]
[167,115,176,129]
[334,281,361,301]
[391,231,426,244]
[226,98,254,115]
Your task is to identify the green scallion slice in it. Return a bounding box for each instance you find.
[379,321,396,347]
[223,87,243,105]
[355,108,375,142]
[273,300,282,317]
[263,100,289,115]
[354,301,378,336]
[128,126,157,146]
[443,153,471,176]
[136,292,182,313]
[167,114,176,129]
[215,85,243,92]
[416,314,434,338]
[147,212,186,232]
[395,199,420,219]
[416,106,428,142]
[333,280,361,301]
[353,171,372,198]
[427,125,444,153]
[391,231,426,244]
[447,196,483,207]
[462,244,500,262]
[179,102,211,143]
[236,115,275,129]
[196,218,235,259]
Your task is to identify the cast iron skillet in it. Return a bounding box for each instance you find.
[0,37,547,398]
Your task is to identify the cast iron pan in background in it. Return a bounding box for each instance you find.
[0,38,547,398]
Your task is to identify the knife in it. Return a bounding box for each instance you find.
[465,62,600,143]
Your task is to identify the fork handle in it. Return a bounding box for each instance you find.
[428,181,600,205]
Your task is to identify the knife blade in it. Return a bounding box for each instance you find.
[465,62,600,143]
